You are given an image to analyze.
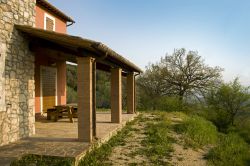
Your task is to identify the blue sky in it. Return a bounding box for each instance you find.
[50,0,250,85]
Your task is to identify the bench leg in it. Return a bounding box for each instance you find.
[67,107,74,123]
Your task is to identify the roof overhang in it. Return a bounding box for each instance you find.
[15,25,143,74]
[36,0,75,24]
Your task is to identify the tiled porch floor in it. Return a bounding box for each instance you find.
[0,112,137,166]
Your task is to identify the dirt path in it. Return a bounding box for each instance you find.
[105,114,152,165]
[168,114,208,166]
[104,112,208,166]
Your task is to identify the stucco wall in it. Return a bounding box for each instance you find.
[34,53,66,114]
[0,0,36,146]
[35,5,67,33]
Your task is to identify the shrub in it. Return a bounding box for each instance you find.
[207,133,250,166]
[205,78,250,132]
[176,115,218,148]
[235,113,250,144]
[157,96,183,112]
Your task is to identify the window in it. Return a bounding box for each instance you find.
[44,13,55,31]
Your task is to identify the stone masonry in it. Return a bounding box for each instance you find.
[0,0,36,145]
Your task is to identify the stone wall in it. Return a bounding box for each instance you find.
[0,0,36,145]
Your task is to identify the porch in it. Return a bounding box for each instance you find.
[14,25,142,143]
[0,112,137,165]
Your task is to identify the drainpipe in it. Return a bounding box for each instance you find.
[66,21,75,27]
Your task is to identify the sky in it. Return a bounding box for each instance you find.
[50,0,250,85]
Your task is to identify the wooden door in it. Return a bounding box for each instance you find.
[41,66,57,113]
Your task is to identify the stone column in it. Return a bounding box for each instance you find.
[127,73,135,114]
[77,57,94,142]
[111,68,122,123]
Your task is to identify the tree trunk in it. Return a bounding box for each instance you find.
[178,91,185,111]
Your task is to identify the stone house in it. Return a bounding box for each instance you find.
[0,0,141,146]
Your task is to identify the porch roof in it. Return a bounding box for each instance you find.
[15,25,143,73]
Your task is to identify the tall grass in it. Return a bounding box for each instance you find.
[207,133,250,166]
[175,115,218,148]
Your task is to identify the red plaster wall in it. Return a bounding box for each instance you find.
[35,5,67,34]
[57,61,67,105]
[35,52,67,113]
[35,4,68,113]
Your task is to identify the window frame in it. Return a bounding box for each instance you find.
[44,13,56,31]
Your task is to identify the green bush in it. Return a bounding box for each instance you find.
[157,96,183,112]
[205,78,250,132]
[207,133,250,166]
[176,115,218,148]
[235,113,250,144]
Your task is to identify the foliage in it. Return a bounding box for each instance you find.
[137,95,183,112]
[67,65,112,107]
[11,154,74,166]
[67,85,77,103]
[67,65,128,109]
[137,48,222,110]
[235,112,250,143]
[207,133,250,166]
[96,70,111,108]
[175,115,218,148]
[205,78,250,131]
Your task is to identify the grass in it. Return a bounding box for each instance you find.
[96,108,131,113]
[13,111,249,165]
[175,115,218,148]
[11,154,74,166]
[80,112,174,165]
[79,116,138,166]
[139,112,174,165]
[96,108,111,112]
[207,133,250,166]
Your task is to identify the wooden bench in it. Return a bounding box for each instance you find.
[47,104,77,123]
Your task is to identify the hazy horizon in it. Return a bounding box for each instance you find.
[50,0,250,85]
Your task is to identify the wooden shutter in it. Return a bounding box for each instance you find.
[46,17,54,31]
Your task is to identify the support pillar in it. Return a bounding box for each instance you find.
[77,57,94,142]
[57,61,67,105]
[92,61,96,137]
[111,68,122,123]
[127,73,135,114]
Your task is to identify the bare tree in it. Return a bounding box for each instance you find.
[161,48,223,101]
[138,48,223,106]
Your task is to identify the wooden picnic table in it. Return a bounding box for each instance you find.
[47,104,77,123]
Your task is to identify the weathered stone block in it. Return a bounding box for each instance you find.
[0,0,36,146]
